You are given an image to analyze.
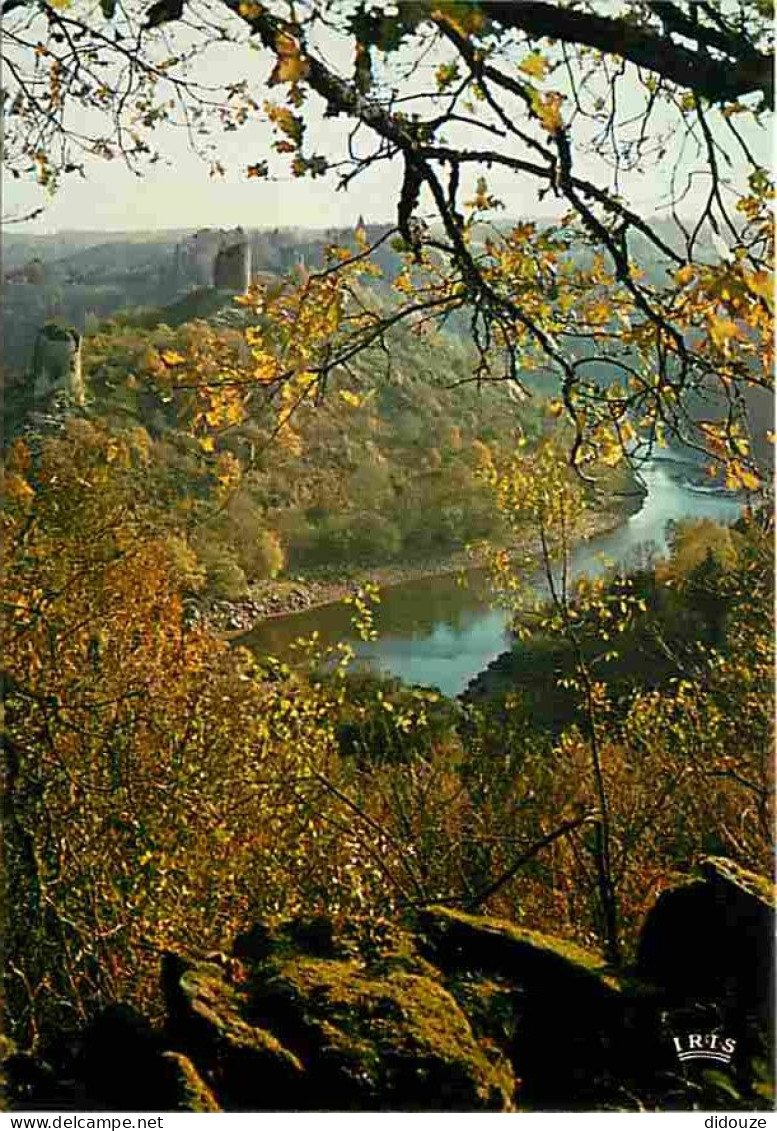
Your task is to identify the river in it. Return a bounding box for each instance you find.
[243,458,744,697]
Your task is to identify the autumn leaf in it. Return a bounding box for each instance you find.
[4,472,35,506]
[519,52,550,80]
[264,102,304,148]
[161,349,185,366]
[744,269,774,308]
[339,389,362,408]
[268,33,309,86]
[600,442,623,467]
[269,53,309,86]
[707,312,743,355]
[529,89,564,133]
[435,61,460,91]
[725,460,761,491]
[699,421,730,458]
[246,161,269,179]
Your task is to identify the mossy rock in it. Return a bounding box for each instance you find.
[165,917,514,1111]
[697,857,775,910]
[247,955,514,1110]
[162,953,305,1111]
[416,906,620,1001]
[160,1052,221,1112]
[415,907,628,1110]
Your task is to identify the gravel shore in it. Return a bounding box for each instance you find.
[203,501,640,636]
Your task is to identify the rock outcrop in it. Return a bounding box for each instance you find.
[3,860,773,1112]
[166,917,515,1112]
[637,856,775,1021]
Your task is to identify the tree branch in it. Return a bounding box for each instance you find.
[479,1,773,108]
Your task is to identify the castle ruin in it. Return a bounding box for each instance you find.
[173,227,252,293]
[32,322,85,407]
[213,232,251,292]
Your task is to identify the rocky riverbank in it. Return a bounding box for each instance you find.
[203,497,643,636]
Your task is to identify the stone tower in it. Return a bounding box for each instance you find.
[213,229,251,292]
[32,323,85,407]
[188,229,223,287]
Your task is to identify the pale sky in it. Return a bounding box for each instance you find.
[3,4,770,234]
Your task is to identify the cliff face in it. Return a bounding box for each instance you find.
[3,859,772,1113]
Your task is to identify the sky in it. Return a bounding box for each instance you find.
[2,3,770,234]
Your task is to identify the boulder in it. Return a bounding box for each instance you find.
[417,905,620,1002]
[636,857,774,1017]
[164,918,514,1111]
[2,1052,63,1111]
[416,906,624,1109]
[8,880,772,1112]
[74,1003,170,1110]
[633,859,774,1108]
[3,1006,217,1113]
[162,954,305,1111]
[160,1052,220,1113]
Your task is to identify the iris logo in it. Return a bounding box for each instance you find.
[672,1032,737,1066]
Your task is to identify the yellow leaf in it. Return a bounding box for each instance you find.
[270,53,309,85]
[4,473,35,505]
[269,33,309,86]
[725,460,760,490]
[519,53,550,80]
[744,269,774,308]
[530,90,564,133]
[707,312,742,353]
[601,445,622,467]
[339,390,362,408]
[548,400,564,418]
[161,349,185,366]
[620,420,637,445]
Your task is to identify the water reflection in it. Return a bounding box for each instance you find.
[242,459,744,697]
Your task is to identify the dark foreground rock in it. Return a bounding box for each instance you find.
[3,858,773,1112]
[637,856,774,1017]
[635,857,775,1107]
